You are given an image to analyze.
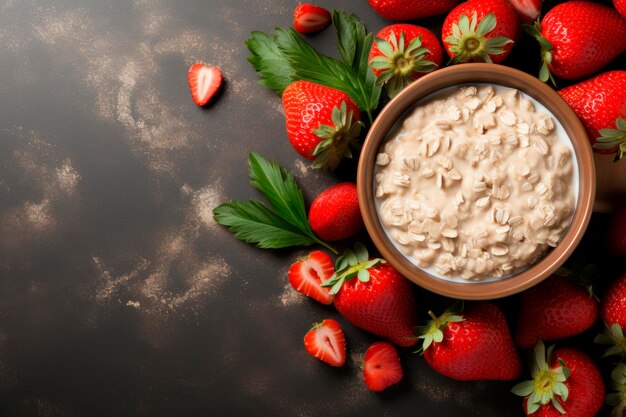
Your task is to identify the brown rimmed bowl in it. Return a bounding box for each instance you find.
[357,63,595,300]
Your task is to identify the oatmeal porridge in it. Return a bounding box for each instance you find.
[374,84,577,281]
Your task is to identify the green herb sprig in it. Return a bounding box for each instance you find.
[245,9,381,123]
[212,153,337,254]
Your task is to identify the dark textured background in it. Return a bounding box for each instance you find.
[0,0,624,416]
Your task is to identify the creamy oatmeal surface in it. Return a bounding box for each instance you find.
[375,84,576,281]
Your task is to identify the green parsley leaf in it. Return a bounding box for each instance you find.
[245,9,381,123]
[213,153,337,254]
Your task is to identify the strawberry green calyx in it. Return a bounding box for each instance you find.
[595,322,626,358]
[416,308,464,352]
[512,341,571,415]
[607,362,626,417]
[445,13,513,64]
[312,101,364,170]
[321,242,383,295]
[523,20,556,86]
[593,118,626,162]
[369,32,437,98]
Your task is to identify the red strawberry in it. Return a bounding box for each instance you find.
[442,0,520,64]
[363,342,403,392]
[282,81,362,170]
[607,362,626,417]
[420,302,521,381]
[615,0,626,20]
[525,2,626,83]
[288,251,334,304]
[308,182,363,242]
[368,24,443,98]
[602,272,626,329]
[514,275,598,349]
[187,63,222,106]
[293,4,331,34]
[595,273,626,358]
[558,71,626,161]
[323,244,418,347]
[504,0,542,23]
[512,342,604,416]
[367,0,458,21]
[303,319,346,367]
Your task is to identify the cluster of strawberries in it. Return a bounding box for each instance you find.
[204,0,626,414]
[291,217,626,415]
[280,1,626,415]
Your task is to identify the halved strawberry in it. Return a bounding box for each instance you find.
[288,251,334,304]
[304,319,346,367]
[188,63,222,106]
[294,4,331,34]
[363,341,403,391]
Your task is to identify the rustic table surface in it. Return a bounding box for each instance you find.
[0,0,624,416]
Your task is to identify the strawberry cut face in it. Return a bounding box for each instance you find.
[363,341,403,391]
[188,63,222,106]
[293,4,331,34]
[288,251,334,305]
[303,319,346,367]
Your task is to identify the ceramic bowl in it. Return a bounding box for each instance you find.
[357,64,595,300]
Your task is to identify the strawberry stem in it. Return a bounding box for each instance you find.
[593,118,626,162]
[321,243,382,294]
[416,307,464,353]
[595,322,626,358]
[444,12,513,64]
[607,362,626,417]
[313,236,339,255]
[523,20,556,86]
[312,101,364,170]
[512,341,570,414]
[370,31,437,97]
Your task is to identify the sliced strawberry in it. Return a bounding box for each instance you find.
[363,342,403,392]
[303,319,346,367]
[504,0,542,23]
[288,251,334,304]
[294,4,331,34]
[188,63,222,106]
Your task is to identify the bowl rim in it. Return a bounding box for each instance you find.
[357,63,595,300]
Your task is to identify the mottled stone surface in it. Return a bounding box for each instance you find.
[0,0,623,416]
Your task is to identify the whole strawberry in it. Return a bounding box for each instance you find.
[282,80,362,170]
[323,243,418,347]
[514,275,598,349]
[308,182,362,242]
[442,0,519,64]
[595,273,626,358]
[367,0,458,21]
[419,302,521,381]
[558,71,626,161]
[525,1,626,83]
[369,24,442,98]
[504,0,543,23]
[512,342,604,416]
